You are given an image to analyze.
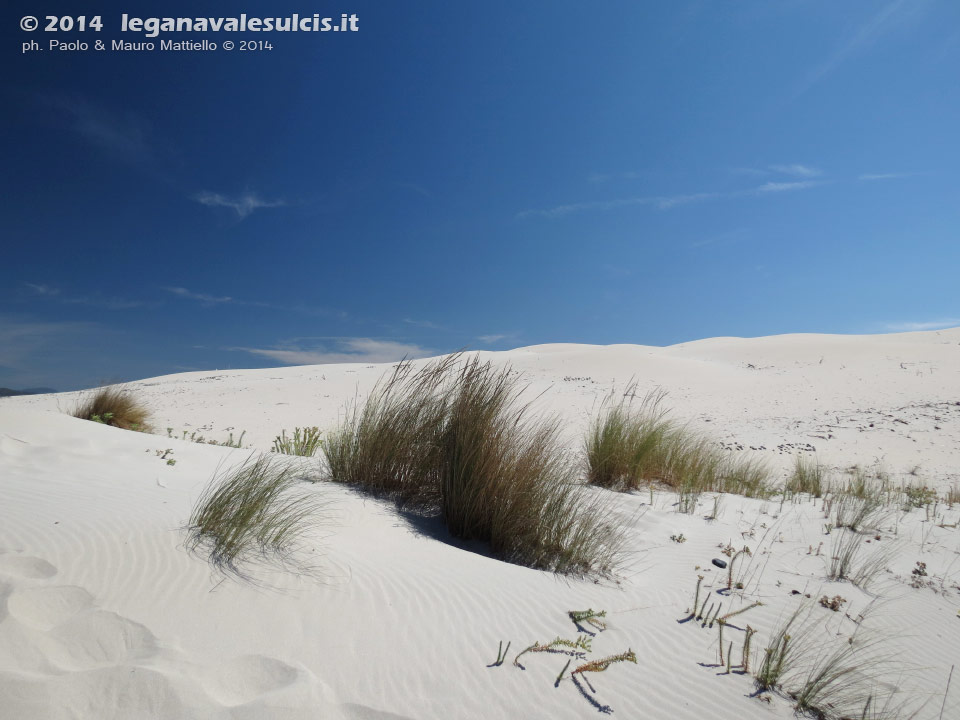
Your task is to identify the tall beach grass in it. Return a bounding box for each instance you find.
[324,355,624,576]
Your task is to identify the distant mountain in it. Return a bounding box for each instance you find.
[0,387,56,397]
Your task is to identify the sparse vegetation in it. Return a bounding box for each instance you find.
[324,355,624,576]
[272,426,323,457]
[903,483,938,509]
[72,384,151,431]
[827,528,895,589]
[185,454,323,575]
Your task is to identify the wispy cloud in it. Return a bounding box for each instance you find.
[477,334,508,344]
[587,170,648,184]
[884,319,960,332]
[164,287,234,304]
[769,164,822,178]
[402,318,444,330]
[24,283,60,296]
[858,172,915,181]
[793,0,916,99]
[23,283,145,309]
[517,192,719,219]
[42,95,155,165]
[0,316,96,369]
[234,338,433,366]
[520,179,826,219]
[193,191,285,218]
[754,180,823,194]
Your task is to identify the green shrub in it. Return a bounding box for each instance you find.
[72,384,151,431]
[902,484,937,509]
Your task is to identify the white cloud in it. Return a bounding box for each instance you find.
[753,180,822,194]
[236,338,433,366]
[769,164,822,178]
[194,191,285,218]
[477,334,507,344]
[884,319,960,332]
[165,287,233,304]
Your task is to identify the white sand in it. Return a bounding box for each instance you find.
[1,328,958,719]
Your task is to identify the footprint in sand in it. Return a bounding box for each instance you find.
[202,654,301,706]
[6,585,94,631]
[0,554,57,579]
[45,610,158,670]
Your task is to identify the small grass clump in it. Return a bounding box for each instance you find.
[272,427,323,457]
[584,386,772,499]
[325,355,624,576]
[185,454,323,576]
[584,386,672,490]
[786,456,828,497]
[72,384,151,431]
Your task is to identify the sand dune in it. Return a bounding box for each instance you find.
[1,329,958,719]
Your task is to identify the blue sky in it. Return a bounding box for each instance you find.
[3,0,959,390]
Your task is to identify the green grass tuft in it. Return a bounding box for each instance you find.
[71,384,151,431]
[186,454,324,576]
[584,385,772,499]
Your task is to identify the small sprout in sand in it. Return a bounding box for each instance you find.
[569,608,607,631]
[489,640,511,667]
[166,459,176,466]
[571,649,637,676]
[670,533,687,543]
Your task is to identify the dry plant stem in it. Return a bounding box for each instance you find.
[941,665,954,720]
[743,626,756,673]
[728,547,750,589]
[720,601,762,623]
[691,575,704,615]
[571,650,638,676]
[718,621,725,663]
